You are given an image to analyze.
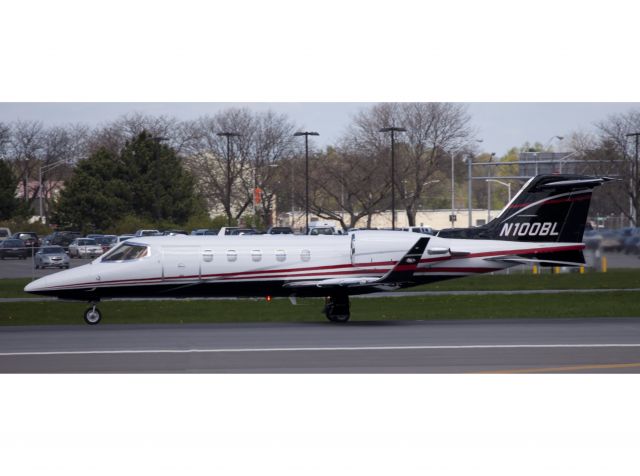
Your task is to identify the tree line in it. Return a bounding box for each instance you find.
[1,104,639,232]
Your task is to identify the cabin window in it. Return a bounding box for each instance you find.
[275,249,286,262]
[301,249,311,262]
[102,243,148,262]
[251,249,262,262]
[227,250,238,262]
[202,249,213,262]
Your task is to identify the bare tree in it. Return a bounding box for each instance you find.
[248,111,298,226]
[571,110,640,225]
[308,147,389,229]
[0,122,10,155]
[89,113,188,155]
[184,109,256,225]
[39,124,90,218]
[184,109,299,227]
[341,103,474,226]
[7,120,45,206]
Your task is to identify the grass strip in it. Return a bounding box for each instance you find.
[1,291,639,326]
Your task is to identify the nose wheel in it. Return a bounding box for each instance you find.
[323,295,351,323]
[84,305,102,325]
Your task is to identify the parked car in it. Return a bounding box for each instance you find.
[399,226,436,235]
[622,228,640,254]
[34,246,70,269]
[11,232,40,255]
[134,229,162,237]
[0,227,11,241]
[162,229,188,236]
[0,239,28,260]
[49,231,82,250]
[600,230,623,252]
[190,229,219,235]
[86,234,104,239]
[307,226,342,235]
[116,235,135,244]
[267,226,294,235]
[95,235,118,252]
[68,238,104,258]
[583,229,603,250]
[229,228,258,235]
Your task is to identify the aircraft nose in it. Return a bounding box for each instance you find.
[24,276,50,294]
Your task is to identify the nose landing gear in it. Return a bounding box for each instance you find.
[84,304,102,325]
[323,294,351,323]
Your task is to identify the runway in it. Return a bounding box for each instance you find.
[2,317,640,373]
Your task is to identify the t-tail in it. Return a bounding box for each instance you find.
[438,174,614,263]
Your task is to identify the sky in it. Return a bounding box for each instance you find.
[0,102,637,156]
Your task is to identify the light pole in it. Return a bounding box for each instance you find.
[545,135,564,151]
[486,179,512,204]
[217,132,241,226]
[379,127,406,230]
[38,156,85,223]
[293,131,319,234]
[487,152,496,222]
[449,140,483,228]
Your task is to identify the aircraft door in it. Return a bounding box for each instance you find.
[162,246,201,281]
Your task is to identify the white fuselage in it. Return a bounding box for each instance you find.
[24,231,584,299]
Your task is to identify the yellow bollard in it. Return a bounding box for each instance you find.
[579,266,585,274]
[601,256,608,273]
[553,266,560,274]
[532,265,538,275]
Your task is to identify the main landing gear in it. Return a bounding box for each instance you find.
[323,294,350,323]
[84,303,102,325]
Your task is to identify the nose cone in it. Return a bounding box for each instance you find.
[24,276,50,294]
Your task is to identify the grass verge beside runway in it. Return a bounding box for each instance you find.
[1,291,639,326]
[2,269,640,299]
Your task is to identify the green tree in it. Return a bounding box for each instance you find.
[54,149,132,231]
[122,132,198,224]
[55,132,199,231]
[0,159,20,220]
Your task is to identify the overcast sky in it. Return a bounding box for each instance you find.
[0,102,637,156]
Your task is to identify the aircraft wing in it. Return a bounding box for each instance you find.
[283,237,430,290]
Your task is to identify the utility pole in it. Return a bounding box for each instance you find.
[379,127,406,230]
[217,132,241,226]
[487,152,496,223]
[293,131,319,233]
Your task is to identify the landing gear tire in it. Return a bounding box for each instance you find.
[84,306,102,325]
[324,295,350,323]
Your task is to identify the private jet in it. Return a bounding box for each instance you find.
[25,174,611,325]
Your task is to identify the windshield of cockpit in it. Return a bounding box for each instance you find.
[101,243,149,261]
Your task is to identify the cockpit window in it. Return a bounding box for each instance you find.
[102,243,149,261]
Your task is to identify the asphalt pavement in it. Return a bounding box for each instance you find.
[2,317,640,373]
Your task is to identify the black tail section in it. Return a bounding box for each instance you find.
[439,174,613,243]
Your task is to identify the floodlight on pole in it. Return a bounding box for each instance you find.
[38,156,85,223]
[379,127,406,230]
[486,179,512,204]
[294,131,319,233]
[217,132,241,226]
[487,152,496,222]
[466,139,483,227]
